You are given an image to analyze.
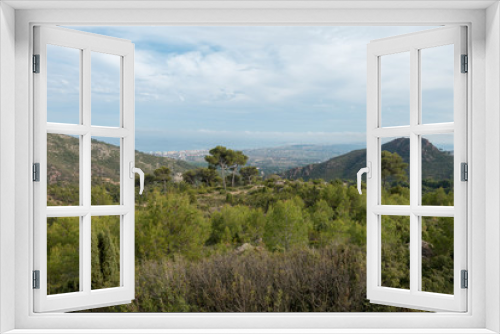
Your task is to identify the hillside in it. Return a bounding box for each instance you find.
[283,138,453,182]
[47,134,195,184]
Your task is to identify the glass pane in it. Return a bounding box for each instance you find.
[91,52,121,127]
[381,137,410,205]
[47,134,80,206]
[47,44,80,124]
[381,52,410,127]
[421,45,454,124]
[47,217,80,295]
[91,137,120,205]
[422,134,454,206]
[381,215,410,289]
[91,216,121,290]
[421,217,454,294]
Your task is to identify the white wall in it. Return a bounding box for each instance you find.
[0,2,16,333]
[486,2,500,332]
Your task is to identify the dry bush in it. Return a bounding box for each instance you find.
[91,245,412,313]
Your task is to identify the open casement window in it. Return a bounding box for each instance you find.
[364,26,467,312]
[33,26,140,312]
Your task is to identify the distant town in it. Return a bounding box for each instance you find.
[150,149,209,160]
[147,144,365,175]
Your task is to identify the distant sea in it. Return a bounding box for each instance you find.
[135,137,367,153]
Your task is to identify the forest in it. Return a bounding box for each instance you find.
[46,141,454,312]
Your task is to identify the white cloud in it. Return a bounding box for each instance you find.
[57,26,454,147]
[125,26,438,110]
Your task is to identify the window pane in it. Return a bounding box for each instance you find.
[47,44,80,124]
[91,52,121,127]
[47,134,80,206]
[91,137,120,205]
[422,134,454,206]
[381,215,410,289]
[381,137,410,205]
[91,216,121,290]
[381,52,410,127]
[421,45,454,124]
[47,217,80,295]
[421,217,454,294]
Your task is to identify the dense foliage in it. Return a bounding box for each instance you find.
[46,144,454,312]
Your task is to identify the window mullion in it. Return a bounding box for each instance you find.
[82,47,92,294]
[409,47,420,294]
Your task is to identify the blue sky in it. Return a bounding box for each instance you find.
[48,26,453,152]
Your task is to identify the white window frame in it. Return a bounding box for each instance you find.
[1,2,499,333]
[366,26,468,312]
[33,25,136,313]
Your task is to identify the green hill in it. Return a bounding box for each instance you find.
[283,138,453,182]
[47,134,195,184]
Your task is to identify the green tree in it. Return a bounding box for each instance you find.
[209,205,266,245]
[381,215,410,289]
[199,167,221,186]
[422,187,453,206]
[91,230,103,289]
[183,168,221,187]
[91,184,117,205]
[135,190,209,260]
[182,169,201,187]
[263,197,311,251]
[229,151,248,187]
[205,146,235,191]
[154,166,172,192]
[309,199,336,247]
[381,151,408,188]
[98,229,120,288]
[91,217,120,290]
[421,217,454,294]
[47,217,80,294]
[240,166,259,184]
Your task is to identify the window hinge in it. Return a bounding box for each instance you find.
[461,270,468,289]
[33,270,40,289]
[33,163,40,182]
[461,54,468,73]
[33,54,40,73]
[461,162,468,181]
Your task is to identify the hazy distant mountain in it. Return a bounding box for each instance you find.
[47,134,195,184]
[282,138,453,182]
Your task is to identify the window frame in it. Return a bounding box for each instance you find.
[366,26,468,312]
[4,3,496,333]
[33,25,136,313]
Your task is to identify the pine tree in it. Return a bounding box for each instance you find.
[98,229,120,288]
[91,230,103,289]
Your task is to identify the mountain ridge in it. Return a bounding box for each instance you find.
[282,138,453,182]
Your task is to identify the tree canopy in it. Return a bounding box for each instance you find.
[381,151,408,188]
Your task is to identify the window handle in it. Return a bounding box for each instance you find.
[357,162,371,195]
[129,162,145,195]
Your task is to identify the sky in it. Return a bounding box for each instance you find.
[47,26,454,152]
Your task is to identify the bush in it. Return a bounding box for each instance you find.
[90,245,414,313]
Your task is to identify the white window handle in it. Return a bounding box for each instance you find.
[357,162,371,195]
[129,162,145,195]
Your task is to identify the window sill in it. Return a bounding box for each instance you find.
[5,328,495,334]
[4,329,497,334]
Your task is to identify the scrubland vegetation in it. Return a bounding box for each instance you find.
[46,142,454,312]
